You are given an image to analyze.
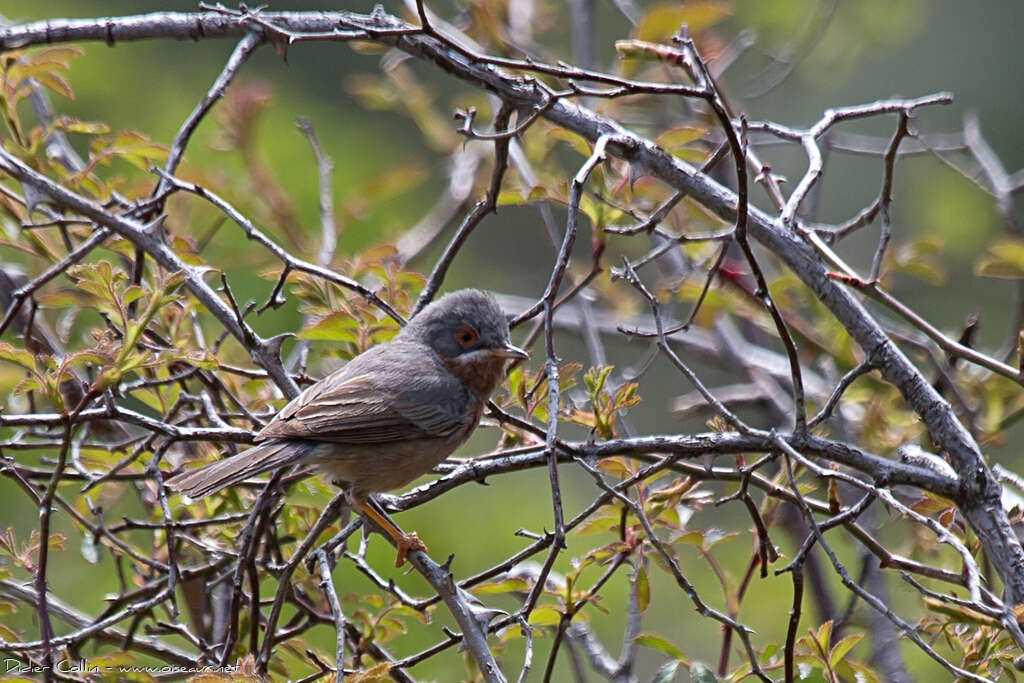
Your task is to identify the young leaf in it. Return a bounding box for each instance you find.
[829,632,863,667]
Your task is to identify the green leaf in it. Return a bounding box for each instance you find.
[473,577,530,595]
[527,185,549,201]
[0,623,20,642]
[814,620,834,655]
[635,564,650,612]
[584,365,613,393]
[975,239,1024,278]
[0,343,36,370]
[596,457,634,478]
[35,291,78,307]
[32,70,74,99]
[547,128,592,158]
[497,189,529,206]
[94,365,124,391]
[574,514,622,536]
[676,529,705,545]
[528,605,563,626]
[579,194,625,230]
[896,258,945,285]
[298,312,360,342]
[634,633,684,659]
[161,269,187,294]
[689,661,718,683]
[104,130,169,170]
[55,116,109,134]
[44,532,66,551]
[169,234,205,266]
[829,632,863,667]
[86,651,136,669]
[922,597,999,626]
[655,126,706,152]
[121,284,146,307]
[653,659,682,683]
[633,2,731,43]
[836,658,882,683]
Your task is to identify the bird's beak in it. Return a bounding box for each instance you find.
[491,342,529,360]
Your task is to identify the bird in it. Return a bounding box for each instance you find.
[166,288,528,566]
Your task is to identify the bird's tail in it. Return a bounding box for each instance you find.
[165,441,309,499]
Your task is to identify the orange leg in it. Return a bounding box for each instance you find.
[352,497,428,567]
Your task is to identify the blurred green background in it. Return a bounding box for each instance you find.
[1,0,1022,680]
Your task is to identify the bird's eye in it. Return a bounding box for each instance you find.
[455,324,478,348]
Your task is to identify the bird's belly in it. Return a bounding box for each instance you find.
[308,438,461,496]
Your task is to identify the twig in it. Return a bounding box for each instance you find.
[784,565,803,683]
[414,103,515,313]
[315,549,347,675]
[33,418,71,681]
[151,30,264,209]
[152,169,404,326]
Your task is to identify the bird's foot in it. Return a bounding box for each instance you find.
[395,531,428,567]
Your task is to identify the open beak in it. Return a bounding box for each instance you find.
[491,342,529,360]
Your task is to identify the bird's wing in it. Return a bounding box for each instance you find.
[255,342,469,444]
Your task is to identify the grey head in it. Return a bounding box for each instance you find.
[399,289,527,361]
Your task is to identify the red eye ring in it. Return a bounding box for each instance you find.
[455,324,478,348]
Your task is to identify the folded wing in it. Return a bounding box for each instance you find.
[256,341,470,445]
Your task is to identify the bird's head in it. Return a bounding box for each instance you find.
[402,289,528,366]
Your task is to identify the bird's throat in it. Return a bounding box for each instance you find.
[442,352,508,400]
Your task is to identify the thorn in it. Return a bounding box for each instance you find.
[143,215,167,240]
[263,332,294,357]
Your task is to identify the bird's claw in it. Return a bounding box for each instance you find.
[395,532,428,567]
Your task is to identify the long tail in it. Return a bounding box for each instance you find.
[166,441,309,499]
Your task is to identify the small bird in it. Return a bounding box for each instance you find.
[167,289,527,565]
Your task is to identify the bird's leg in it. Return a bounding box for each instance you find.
[352,496,428,567]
